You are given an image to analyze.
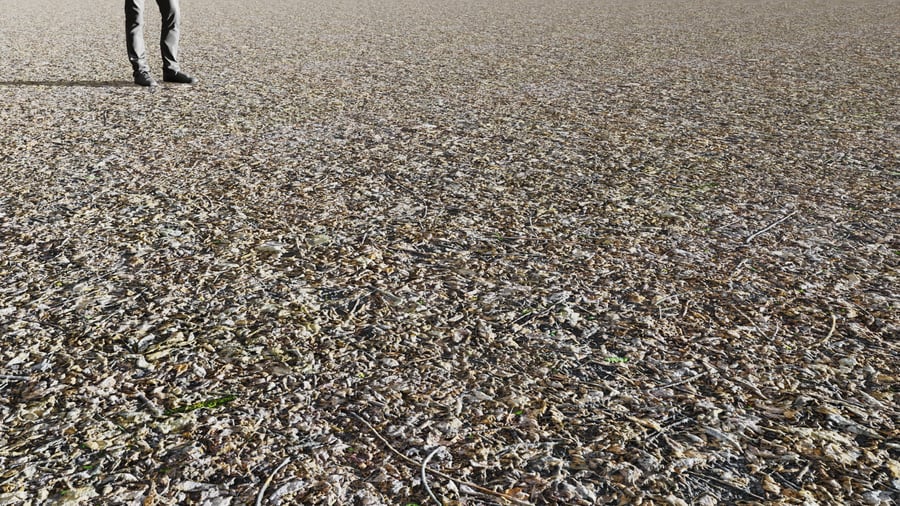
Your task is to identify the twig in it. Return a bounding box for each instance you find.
[349,413,533,506]
[136,392,165,417]
[818,313,837,345]
[796,464,810,484]
[687,470,766,501]
[409,353,442,365]
[731,376,769,400]
[511,302,560,325]
[729,258,750,279]
[680,298,691,319]
[731,304,768,339]
[493,235,552,242]
[745,210,798,243]
[705,359,769,399]
[773,471,800,491]
[255,457,291,506]
[655,371,709,390]
[0,374,30,381]
[646,417,693,444]
[422,447,442,505]
[653,289,703,306]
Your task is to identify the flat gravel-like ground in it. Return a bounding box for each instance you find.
[1,1,898,505]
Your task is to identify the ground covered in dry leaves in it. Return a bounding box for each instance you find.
[0,0,897,504]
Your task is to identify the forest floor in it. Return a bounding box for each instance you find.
[0,0,897,504]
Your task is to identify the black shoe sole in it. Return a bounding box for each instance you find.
[163,76,197,84]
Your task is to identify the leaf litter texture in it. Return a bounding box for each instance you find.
[0,0,898,504]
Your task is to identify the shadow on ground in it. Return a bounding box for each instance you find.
[0,80,134,87]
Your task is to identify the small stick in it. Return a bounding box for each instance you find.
[0,374,30,381]
[512,303,559,325]
[729,258,750,279]
[819,314,837,344]
[349,413,533,506]
[136,392,164,418]
[731,376,769,400]
[494,236,552,242]
[256,457,291,506]
[745,211,798,243]
[655,371,708,390]
[422,447,442,505]
[653,289,702,306]
[796,464,810,483]
[774,471,800,491]
[687,470,766,501]
[704,360,768,399]
[731,304,768,339]
[646,417,693,444]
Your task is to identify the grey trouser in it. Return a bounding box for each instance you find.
[125,0,181,74]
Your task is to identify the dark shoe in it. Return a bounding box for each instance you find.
[133,70,158,87]
[163,71,197,84]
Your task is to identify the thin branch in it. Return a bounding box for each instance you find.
[731,303,768,340]
[653,289,703,306]
[745,210,798,243]
[729,258,750,279]
[348,412,533,506]
[731,376,769,400]
[687,470,766,501]
[422,447,442,505]
[492,235,552,242]
[0,374,30,381]
[655,370,709,390]
[646,417,693,444]
[773,471,800,491]
[136,392,165,418]
[256,457,291,506]
[511,302,560,325]
[705,358,769,399]
[818,313,837,345]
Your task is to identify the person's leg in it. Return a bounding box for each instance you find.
[125,0,148,73]
[157,0,196,83]
[156,0,181,74]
